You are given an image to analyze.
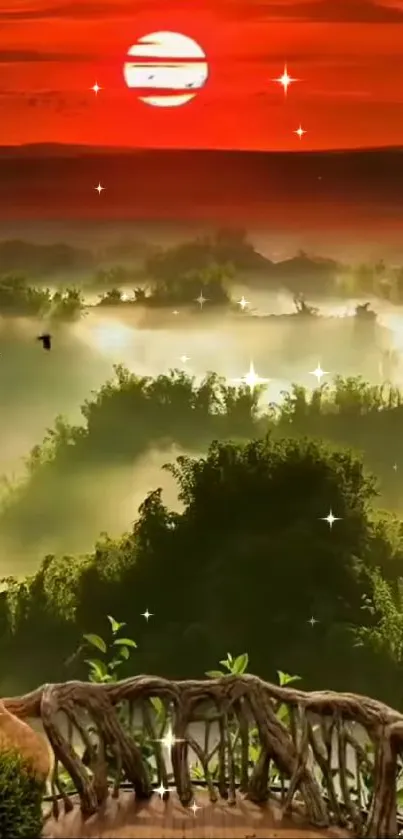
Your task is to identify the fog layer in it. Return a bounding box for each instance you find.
[1,288,402,576]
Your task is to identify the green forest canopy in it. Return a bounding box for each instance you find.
[2,370,403,705]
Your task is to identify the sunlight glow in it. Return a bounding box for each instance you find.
[91,321,134,353]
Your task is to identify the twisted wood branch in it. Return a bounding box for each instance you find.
[2,674,403,837]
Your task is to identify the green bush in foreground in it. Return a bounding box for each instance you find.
[0,749,44,839]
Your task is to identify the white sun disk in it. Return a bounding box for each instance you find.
[123,31,208,107]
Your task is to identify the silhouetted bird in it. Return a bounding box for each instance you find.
[37,333,52,351]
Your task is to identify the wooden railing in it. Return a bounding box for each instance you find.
[3,673,403,838]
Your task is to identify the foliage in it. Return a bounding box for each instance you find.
[83,614,137,683]
[96,263,232,308]
[78,617,164,784]
[0,275,85,319]
[201,654,302,785]
[353,569,403,664]
[0,748,45,839]
[2,372,403,703]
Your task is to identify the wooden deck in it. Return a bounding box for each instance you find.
[43,791,352,839]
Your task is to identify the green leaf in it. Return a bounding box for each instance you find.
[151,697,164,717]
[119,646,129,660]
[83,633,107,654]
[85,659,109,682]
[232,653,249,675]
[277,670,301,686]
[113,637,137,649]
[107,615,126,634]
[86,657,109,677]
[205,670,224,678]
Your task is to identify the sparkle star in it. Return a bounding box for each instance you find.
[294,125,306,139]
[91,82,101,95]
[190,801,202,815]
[393,463,398,471]
[234,362,269,391]
[195,291,208,309]
[155,783,169,799]
[310,363,329,385]
[179,355,190,364]
[273,64,298,96]
[95,183,105,195]
[141,609,153,621]
[237,296,250,311]
[320,510,342,529]
[308,616,319,627]
[156,725,185,750]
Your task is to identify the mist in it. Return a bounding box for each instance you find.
[1,283,403,579]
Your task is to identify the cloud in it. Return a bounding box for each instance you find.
[0,1,144,20]
[0,49,94,62]
[1,0,402,22]
[259,0,403,22]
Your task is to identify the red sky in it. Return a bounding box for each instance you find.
[0,0,402,151]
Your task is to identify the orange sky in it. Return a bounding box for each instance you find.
[0,0,403,150]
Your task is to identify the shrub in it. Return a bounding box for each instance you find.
[0,748,44,838]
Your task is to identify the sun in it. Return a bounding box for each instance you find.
[123,31,208,107]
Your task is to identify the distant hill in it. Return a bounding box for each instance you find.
[0,144,402,228]
[0,239,94,277]
[0,234,342,292]
[265,253,341,293]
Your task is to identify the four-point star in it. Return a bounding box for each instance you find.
[190,801,202,816]
[321,510,342,529]
[237,296,250,311]
[234,361,269,391]
[195,291,208,309]
[141,609,153,621]
[95,183,105,195]
[156,725,185,751]
[91,82,101,95]
[308,616,319,627]
[310,363,329,385]
[155,783,168,799]
[273,64,298,96]
[294,125,306,139]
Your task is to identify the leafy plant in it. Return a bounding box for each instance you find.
[83,614,137,683]
[203,654,302,786]
[353,571,403,665]
[79,617,165,785]
[205,651,249,679]
[0,748,45,839]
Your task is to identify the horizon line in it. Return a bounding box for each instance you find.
[0,142,402,156]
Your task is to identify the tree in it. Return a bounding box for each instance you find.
[3,374,403,702]
[97,288,124,306]
[50,287,86,320]
[129,436,382,685]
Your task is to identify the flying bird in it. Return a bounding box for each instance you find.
[37,333,52,351]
